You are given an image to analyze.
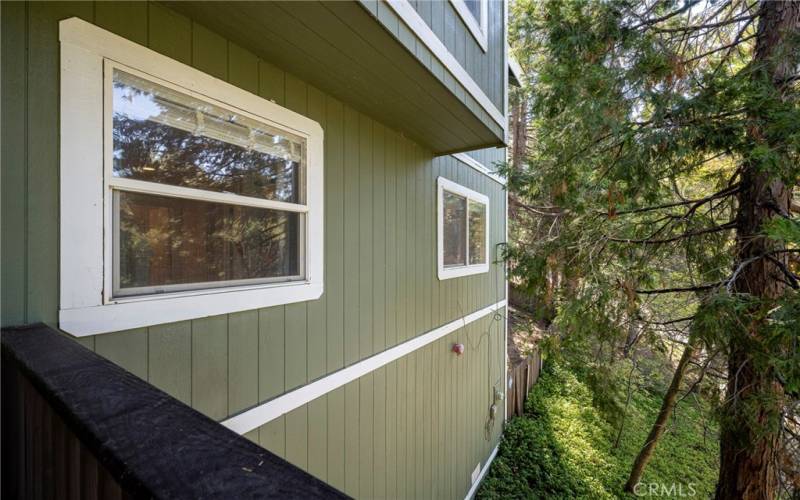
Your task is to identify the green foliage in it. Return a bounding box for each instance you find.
[477,362,719,499]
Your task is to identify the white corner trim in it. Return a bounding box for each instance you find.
[452,153,506,185]
[58,18,325,336]
[464,443,500,500]
[222,299,507,435]
[384,0,505,131]
[450,0,488,52]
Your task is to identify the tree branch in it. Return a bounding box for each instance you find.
[607,221,736,245]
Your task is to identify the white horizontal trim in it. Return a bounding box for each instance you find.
[222,299,507,435]
[465,444,500,500]
[452,153,506,185]
[384,0,506,131]
[109,178,309,213]
[450,0,488,52]
[61,282,323,336]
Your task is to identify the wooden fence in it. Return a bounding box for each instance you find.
[506,347,542,418]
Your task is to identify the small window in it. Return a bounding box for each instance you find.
[450,0,488,52]
[59,18,323,336]
[437,177,489,280]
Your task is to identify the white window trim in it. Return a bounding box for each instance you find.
[59,18,324,336]
[437,177,490,280]
[450,0,488,52]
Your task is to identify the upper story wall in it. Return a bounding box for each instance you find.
[409,0,505,113]
[365,0,508,147]
[1,0,507,422]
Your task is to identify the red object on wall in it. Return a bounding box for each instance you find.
[452,343,465,355]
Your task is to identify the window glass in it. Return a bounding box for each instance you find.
[468,200,486,264]
[443,191,467,266]
[112,69,304,203]
[116,191,301,295]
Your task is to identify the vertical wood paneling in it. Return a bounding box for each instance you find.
[385,131,398,349]
[147,322,191,405]
[307,396,327,480]
[325,97,345,373]
[94,329,148,381]
[95,1,147,45]
[385,362,398,498]
[148,3,191,64]
[285,406,308,470]
[358,374,374,498]
[1,0,27,327]
[228,310,258,414]
[191,22,227,80]
[191,316,228,420]
[344,382,359,497]
[227,42,258,94]
[327,387,346,491]
[358,115,374,359]
[259,415,285,458]
[258,60,285,105]
[373,366,387,499]
[343,107,360,366]
[372,124,387,354]
[284,303,308,391]
[306,85,327,382]
[26,1,93,326]
[259,307,285,401]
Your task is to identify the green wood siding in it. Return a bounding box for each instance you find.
[409,0,506,113]
[252,311,506,499]
[370,0,505,142]
[1,3,507,497]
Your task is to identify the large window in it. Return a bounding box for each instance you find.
[437,177,489,280]
[110,67,306,297]
[59,18,323,336]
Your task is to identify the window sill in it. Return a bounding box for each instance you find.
[60,282,323,337]
[438,264,489,281]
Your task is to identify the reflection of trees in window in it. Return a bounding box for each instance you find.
[443,191,467,266]
[113,114,301,203]
[118,192,299,292]
[468,200,486,264]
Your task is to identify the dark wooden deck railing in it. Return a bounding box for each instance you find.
[1,324,349,499]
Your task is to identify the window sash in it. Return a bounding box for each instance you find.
[104,60,310,299]
[441,189,487,269]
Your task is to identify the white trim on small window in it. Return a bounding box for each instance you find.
[437,177,490,280]
[59,18,324,336]
[450,0,488,52]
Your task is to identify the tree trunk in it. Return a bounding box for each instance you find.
[716,2,799,499]
[509,90,528,169]
[624,334,697,493]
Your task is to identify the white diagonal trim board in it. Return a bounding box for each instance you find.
[222,299,507,435]
[383,0,506,130]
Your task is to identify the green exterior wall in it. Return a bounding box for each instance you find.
[363,0,506,142]
[1,2,508,498]
[407,0,506,112]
